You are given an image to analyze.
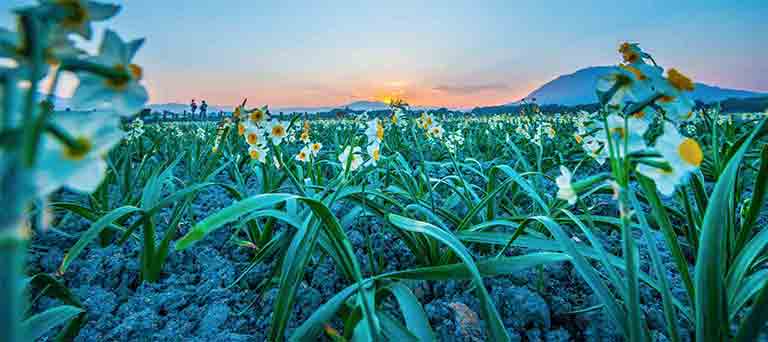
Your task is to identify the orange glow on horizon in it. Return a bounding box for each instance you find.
[45,73,534,109]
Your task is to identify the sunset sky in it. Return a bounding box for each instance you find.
[2,0,767,109]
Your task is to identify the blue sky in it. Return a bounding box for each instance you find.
[2,0,766,108]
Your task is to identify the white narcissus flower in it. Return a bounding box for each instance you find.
[365,118,384,143]
[365,142,381,166]
[582,136,606,165]
[244,124,263,146]
[295,145,310,163]
[36,111,123,196]
[556,165,577,205]
[429,124,445,139]
[596,63,662,107]
[265,119,287,145]
[248,108,267,126]
[655,68,696,122]
[71,30,148,116]
[636,160,680,196]
[419,112,434,130]
[656,122,703,174]
[338,146,363,172]
[638,122,703,196]
[310,142,322,157]
[248,145,267,164]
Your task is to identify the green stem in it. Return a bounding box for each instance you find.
[20,14,43,168]
[0,231,26,342]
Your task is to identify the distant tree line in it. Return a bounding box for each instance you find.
[119,95,766,125]
[471,96,768,116]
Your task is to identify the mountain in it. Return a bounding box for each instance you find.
[344,100,391,111]
[518,66,766,106]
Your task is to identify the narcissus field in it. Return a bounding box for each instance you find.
[2,2,768,342]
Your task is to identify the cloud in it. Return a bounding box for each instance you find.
[433,82,509,94]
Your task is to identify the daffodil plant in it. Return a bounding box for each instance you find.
[553,42,768,342]
[0,2,148,340]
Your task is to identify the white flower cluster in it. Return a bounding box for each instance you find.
[557,43,706,205]
[444,129,465,153]
[194,127,207,141]
[126,118,145,142]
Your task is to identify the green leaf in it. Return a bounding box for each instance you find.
[636,175,695,307]
[734,280,768,342]
[627,188,680,342]
[175,194,291,250]
[696,119,767,341]
[378,311,419,342]
[59,205,142,274]
[735,144,768,250]
[380,283,435,341]
[22,305,83,341]
[289,281,364,341]
[388,214,510,342]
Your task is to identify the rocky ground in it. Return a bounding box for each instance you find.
[27,162,703,341]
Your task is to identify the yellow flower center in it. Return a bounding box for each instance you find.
[237,123,245,135]
[574,134,583,143]
[678,138,703,166]
[298,151,307,160]
[372,149,380,161]
[271,125,285,137]
[250,110,264,123]
[312,143,321,152]
[376,123,384,140]
[246,132,258,145]
[249,149,261,160]
[104,64,142,90]
[128,64,143,80]
[667,68,694,92]
[62,136,92,161]
[300,131,309,141]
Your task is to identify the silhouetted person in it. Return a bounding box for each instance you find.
[200,100,208,120]
[190,99,198,119]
